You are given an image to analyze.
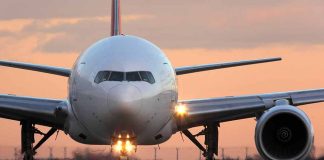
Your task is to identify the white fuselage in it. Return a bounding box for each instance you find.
[65,35,178,145]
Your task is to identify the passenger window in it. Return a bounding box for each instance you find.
[94,71,111,84]
[139,71,155,84]
[109,72,124,81]
[126,72,141,81]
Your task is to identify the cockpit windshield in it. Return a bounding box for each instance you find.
[109,71,124,81]
[139,71,155,84]
[126,72,141,81]
[94,71,111,84]
[95,71,155,84]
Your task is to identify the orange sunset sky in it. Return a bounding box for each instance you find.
[0,0,324,152]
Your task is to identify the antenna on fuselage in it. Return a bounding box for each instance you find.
[111,0,121,36]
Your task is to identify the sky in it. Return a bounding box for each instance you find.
[0,0,324,156]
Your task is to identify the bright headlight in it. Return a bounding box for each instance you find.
[125,140,134,152]
[175,104,188,116]
[113,140,123,152]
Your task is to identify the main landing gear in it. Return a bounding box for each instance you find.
[182,122,219,160]
[20,121,57,160]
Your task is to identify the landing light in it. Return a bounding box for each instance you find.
[125,140,134,152]
[112,135,137,155]
[175,104,188,116]
[114,140,123,152]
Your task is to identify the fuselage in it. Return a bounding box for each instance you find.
[65,35,178,145]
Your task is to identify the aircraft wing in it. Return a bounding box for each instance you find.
[0,94,68,129]
[0,60,71,77]
[177,89,324,129]
[175,57,281,75]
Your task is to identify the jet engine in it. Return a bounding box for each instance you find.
[255,103,314,160]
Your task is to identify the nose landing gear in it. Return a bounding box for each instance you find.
[111,131,137,159]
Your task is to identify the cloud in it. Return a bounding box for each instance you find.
[0,19,33,32]
[33,15,153,53]
[0,0,108,20]
[0,0,323,53]
[0,14,153,53]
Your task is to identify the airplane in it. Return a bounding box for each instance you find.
[0,0,323,160]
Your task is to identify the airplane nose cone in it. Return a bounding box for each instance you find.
[108,84,142,116]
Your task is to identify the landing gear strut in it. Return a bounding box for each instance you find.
[205,122,219,160]
[182,122,219,160]
[20,121,58,160]
[21,121,34,160]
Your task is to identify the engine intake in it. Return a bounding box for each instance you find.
[255,104,313,160]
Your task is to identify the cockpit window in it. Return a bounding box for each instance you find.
[126,72,141,81]
[109,71,124,81]
[94,71,111,84]
[139,71,155,84]
[94,71,155,84]
[147,72,155,84]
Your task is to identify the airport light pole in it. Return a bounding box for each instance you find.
[49,147,53,160]
[221,148,224,160]
[64,147,67,160]
[154,147,157,160]
[176,148,179,160]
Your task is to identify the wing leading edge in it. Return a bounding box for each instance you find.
[175,57,281,75]
[0,94,68,129]
[177,89,324,129]
[0,60,71,77]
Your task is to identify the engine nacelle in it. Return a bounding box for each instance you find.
[255,104,314,160]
